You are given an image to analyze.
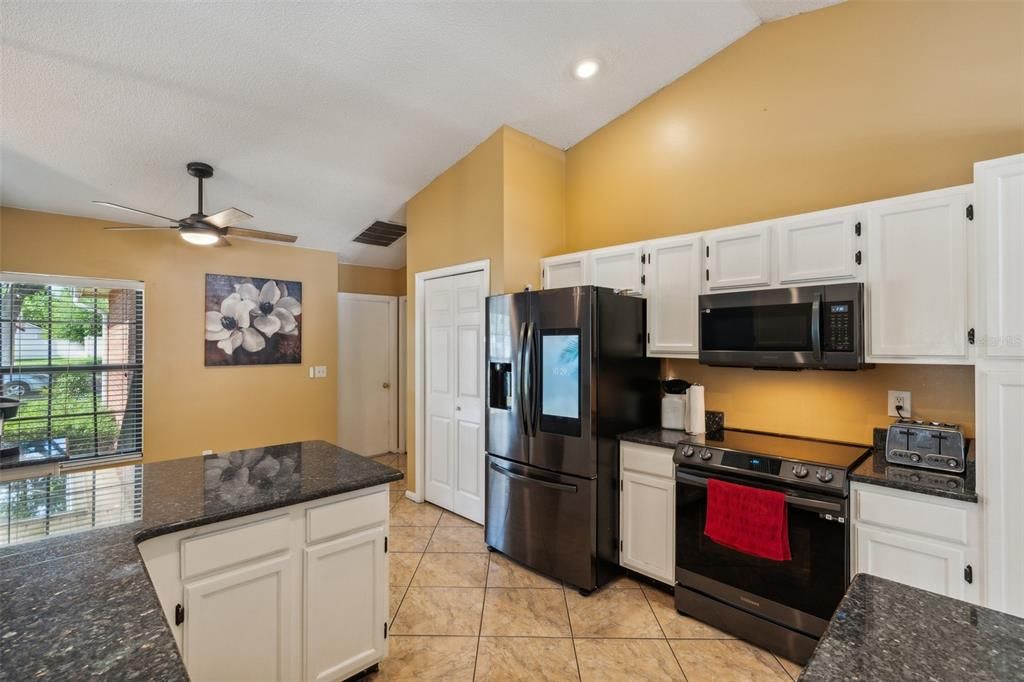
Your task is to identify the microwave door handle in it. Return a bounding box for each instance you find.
[675,471,842,514]
[811,294,823,361]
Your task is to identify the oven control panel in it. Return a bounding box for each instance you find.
[673,443,852,493]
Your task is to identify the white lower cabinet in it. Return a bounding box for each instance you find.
[619,443,675,585]
[851,482,980,603]
[139,487,390,682]
[304,526,387,682]
[184,555,296,682]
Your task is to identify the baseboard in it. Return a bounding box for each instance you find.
[405,489,424,503]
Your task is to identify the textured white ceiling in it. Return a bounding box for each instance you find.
[1,0,840,268]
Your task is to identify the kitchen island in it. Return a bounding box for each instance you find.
[0,441,402,681]
[801,573,1024,681]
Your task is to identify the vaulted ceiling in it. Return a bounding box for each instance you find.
[1,0,840,268]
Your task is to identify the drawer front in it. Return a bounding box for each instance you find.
[853,485,971,545]
[621,442,675,479]
[307,490,388,544]
[181,514,291,580]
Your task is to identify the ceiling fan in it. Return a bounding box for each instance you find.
[95,162,298,246]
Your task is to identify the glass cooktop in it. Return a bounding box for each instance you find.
[681,429,870,470]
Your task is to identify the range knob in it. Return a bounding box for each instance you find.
[816,468,835,483]
[947,459,958,468]
[699,448,713,461]
[680,444,695,458]
[910,453,921,463]
[792,464,809,479]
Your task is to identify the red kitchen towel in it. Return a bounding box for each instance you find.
[704,479,791,561]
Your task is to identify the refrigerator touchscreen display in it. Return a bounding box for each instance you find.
[541,333,580,420]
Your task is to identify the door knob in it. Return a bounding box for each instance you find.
[456,406,462,411]
[382,382,390,389]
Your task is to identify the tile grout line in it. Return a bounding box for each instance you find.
[470,547,492,679]
[772,653,799,681]
[562,580,584,681]
[640,584,690,682]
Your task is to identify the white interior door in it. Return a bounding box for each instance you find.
[398,296,408,453]
[338,294,397,455]
[424,270,486,522]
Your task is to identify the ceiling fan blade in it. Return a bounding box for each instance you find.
[204,207,253,228]
[103,225,174,231]
[225,226,298,243]
[212,236,232,247]
[92,201,179,224]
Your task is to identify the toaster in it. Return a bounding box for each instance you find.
[885,419,966,473]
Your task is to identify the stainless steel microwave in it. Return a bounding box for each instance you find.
[698,283,865,370]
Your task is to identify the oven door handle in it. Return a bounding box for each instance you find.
[676,471,843,514]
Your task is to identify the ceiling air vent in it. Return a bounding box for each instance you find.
[352,221,406,247]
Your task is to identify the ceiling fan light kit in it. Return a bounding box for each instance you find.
[95,162,298,247]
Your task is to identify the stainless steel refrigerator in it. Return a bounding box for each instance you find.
[484,286,659,593]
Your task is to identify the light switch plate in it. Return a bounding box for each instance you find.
[314,366,328,378]
[887,390,911,418]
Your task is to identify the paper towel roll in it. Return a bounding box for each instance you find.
[686,384,705,435]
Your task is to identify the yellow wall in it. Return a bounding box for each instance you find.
[338,263,406,296]
[667,361,975,443]
[403,127,566,490]
[502,127,567,292]
[565,0,1024,251]
[1,207,339,462]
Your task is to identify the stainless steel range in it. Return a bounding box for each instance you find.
[672,429,870,664]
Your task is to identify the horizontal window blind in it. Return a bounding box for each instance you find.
[0,465,143,546]
[1,277,144,461]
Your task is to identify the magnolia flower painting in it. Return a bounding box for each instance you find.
[205,273,302,366]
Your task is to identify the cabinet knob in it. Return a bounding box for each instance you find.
[382,382,390,389]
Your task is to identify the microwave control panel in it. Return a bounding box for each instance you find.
[824,302,854,352]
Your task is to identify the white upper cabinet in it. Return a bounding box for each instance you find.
[866,186,973,362]
[705,222,772,291]
[541,252,589,290]
[645,235,702,356]
[589,243,645,294]
[975,154,1024,360]
[776,209,861,284]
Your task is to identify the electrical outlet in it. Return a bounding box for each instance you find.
[201,449,213,456]
[314,366,328,378]
[887,390,912,418]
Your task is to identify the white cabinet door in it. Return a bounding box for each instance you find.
[589,243,645,294]
[541,253,589,290]
[975,154,1024,360]
[184,555,296,682]
[646,235,702,356]
[620,469,675,584]
[705,223,772,290]
[777,209,860,284]
[978,367,1024,617]
[304,525,387,682]
[854,524,972,601]
[866,187,972,362]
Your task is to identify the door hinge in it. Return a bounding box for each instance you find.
[385,536,388,553]
[968,328,976,345]
[706,245,710,258]
[966,204,974,221]
[964,564,973,584]
[384,622,388,639]
[855,221,862,237]
[855,250,862,265]
[174,603,185,626]
[705,269,710,281]
[640,274,646,286]
[620,479,623,491]
[619,539,624,552]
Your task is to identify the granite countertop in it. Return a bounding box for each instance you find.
[848,428,977,503]
[618,426,689,449]
[801,574,1024,681]
[0,440,402,681]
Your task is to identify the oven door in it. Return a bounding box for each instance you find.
[675,469,848,636]
[698,286,823,369]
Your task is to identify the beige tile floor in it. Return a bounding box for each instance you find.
[369,453,803,682]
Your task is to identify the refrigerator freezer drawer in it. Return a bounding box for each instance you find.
[485,455,596,590]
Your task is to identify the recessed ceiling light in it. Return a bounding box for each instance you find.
[573,59,600,80]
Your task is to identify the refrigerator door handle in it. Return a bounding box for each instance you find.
[528,321,539,436]
[518,322,529,435]
[489,461,577,492]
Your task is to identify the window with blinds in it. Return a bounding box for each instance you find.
[0,275,144,462]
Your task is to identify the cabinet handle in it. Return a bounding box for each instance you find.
[964,564,973,584]
[175,603,185,626]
